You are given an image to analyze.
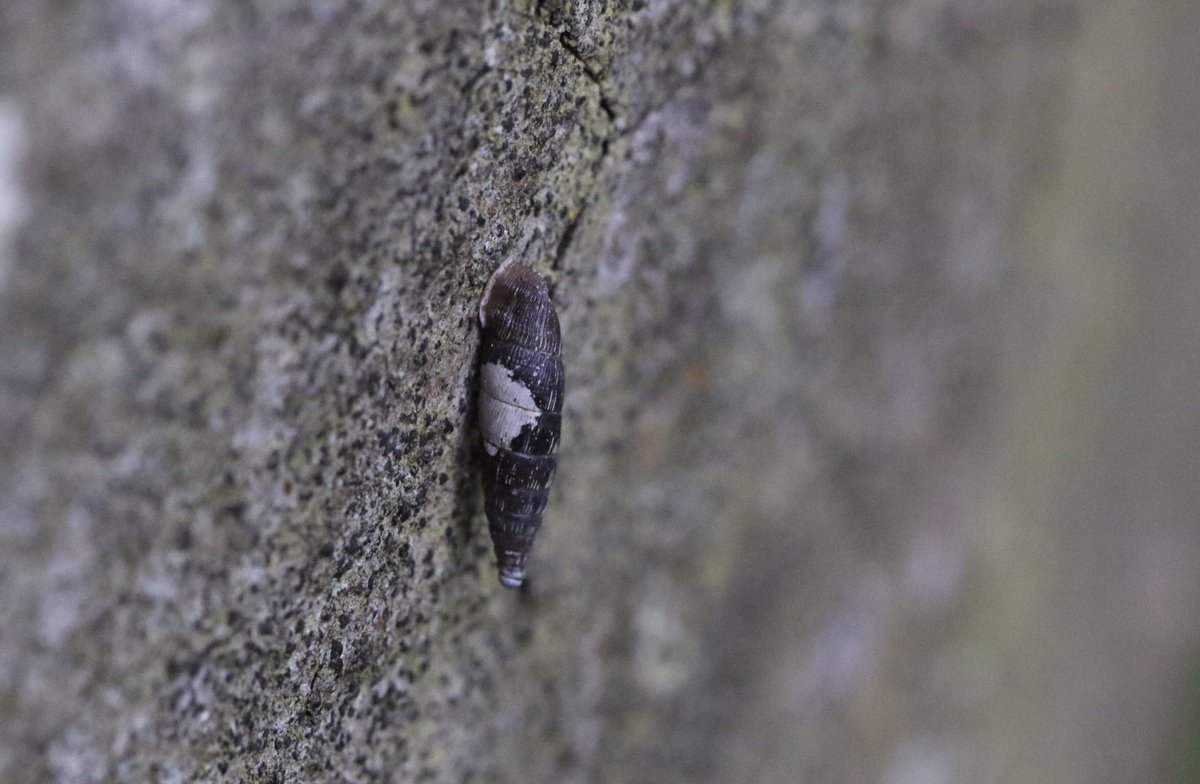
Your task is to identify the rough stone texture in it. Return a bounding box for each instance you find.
[1,1,1196,782]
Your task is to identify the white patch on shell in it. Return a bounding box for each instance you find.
[480,362,540,448]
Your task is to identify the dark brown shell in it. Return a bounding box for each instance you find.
[478,260,563,588]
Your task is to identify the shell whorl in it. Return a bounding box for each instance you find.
[480,259,561,355]
[478,260,563,589]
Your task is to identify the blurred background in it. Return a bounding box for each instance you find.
[0,1,1197,782]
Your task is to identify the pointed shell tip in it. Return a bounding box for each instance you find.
[498,570,525,589]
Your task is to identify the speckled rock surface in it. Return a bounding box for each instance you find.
[8,1,1190,783]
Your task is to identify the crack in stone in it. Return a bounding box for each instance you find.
[529,2,618,128]
[525,7,619,269]
[556,32,617,124]
[552,204,585,271]
[527,0,786,268]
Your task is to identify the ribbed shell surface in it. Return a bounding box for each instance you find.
[478,261,563,588]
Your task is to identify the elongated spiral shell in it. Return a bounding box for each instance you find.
[478,260,563,589]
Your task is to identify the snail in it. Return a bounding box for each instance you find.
[477,259,563,589]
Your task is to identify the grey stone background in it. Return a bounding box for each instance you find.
[0,1,1196,782]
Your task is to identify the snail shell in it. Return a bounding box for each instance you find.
[478,259,563,588]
